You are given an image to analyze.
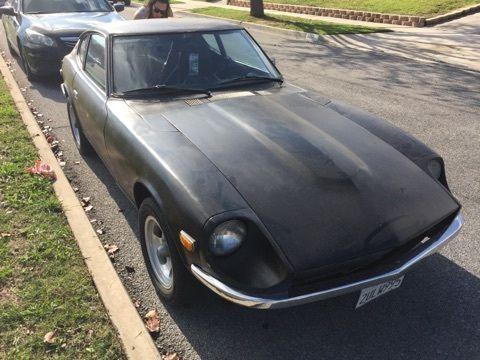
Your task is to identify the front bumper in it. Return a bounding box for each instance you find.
[22,46,63,76]
[191,213,463,309]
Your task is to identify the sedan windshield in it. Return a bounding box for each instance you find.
[112,30,282,95]
[23,0,112,14]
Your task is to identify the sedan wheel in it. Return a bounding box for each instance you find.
[67,101,93,156]
[19,45,36,81]
[139,198,193,303]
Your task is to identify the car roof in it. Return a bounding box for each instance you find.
[95,18,243,36]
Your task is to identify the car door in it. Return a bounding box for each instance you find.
[72,33,109,159]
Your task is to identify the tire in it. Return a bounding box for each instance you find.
[139,197,192,304]
[19,44,37,81]
[67,101,94,156]
[6,38,14,55]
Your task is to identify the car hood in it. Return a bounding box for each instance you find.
[28,12,123,35]
[132,90,460,273]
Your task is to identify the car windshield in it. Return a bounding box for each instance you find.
[112,30,282,95]
[23,0,112,14]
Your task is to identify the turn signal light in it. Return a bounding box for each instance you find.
[179,231,196,252]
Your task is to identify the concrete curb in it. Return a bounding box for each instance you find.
[0,57,161,360]
[180,10,326,43]
[426,3,480,26]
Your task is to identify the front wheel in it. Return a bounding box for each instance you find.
[19,44,37,81]
[139,198,192,303]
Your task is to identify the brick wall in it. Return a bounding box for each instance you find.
[227,0,427,27]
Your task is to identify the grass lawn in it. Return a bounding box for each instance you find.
[0,78,124,357]
[255,0,479,18]
[191,7,388,35]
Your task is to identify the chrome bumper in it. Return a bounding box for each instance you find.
[191,213,463,309]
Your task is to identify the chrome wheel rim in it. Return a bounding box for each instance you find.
[68,103,81,147]
[144,215,173,290]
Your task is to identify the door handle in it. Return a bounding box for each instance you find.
[73,89,78,100]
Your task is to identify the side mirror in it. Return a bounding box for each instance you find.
[271,57,276,65]
[0,6,16,16]
[113,3,124,12]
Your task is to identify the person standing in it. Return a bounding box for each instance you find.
[133,0,173,19]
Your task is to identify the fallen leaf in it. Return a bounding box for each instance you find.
[145,309,160,333]
[89,219,97,223]
[74,161,80,165]
[86,329,94,341]
[1,233,12,238]
[82,197,91,204]
[104,244,119,256]
[43,331,56,344]
[163,353,180,360]
[59,161,66,167]
[84,205,93,212]
[96,229,104,235]
[26,160,56,180]
[73,187,79,192]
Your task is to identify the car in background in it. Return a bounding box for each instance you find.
[0,0,124,80]
[110,0,131,7]
[60,19,462,309]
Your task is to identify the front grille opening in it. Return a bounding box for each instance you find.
[289,212,458,297]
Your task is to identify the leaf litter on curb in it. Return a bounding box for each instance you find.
[163,353,180,360]
[104,244,119,258]
[145,309,160,333]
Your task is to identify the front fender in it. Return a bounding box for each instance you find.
[326,100,449,187]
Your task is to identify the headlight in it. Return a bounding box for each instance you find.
[209,220,247,256]
[427,159,442,180]
[25,28,54,47]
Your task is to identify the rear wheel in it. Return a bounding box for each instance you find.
[139,198,192,303]
[67,101,94,156]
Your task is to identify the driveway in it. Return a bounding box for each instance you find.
[1,6,479,359]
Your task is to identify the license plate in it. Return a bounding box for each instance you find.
[356,276,404,309]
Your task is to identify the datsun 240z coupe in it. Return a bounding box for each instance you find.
[60,19,463,309]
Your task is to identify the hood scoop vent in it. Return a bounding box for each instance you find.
[185,91,257,106]
[184,98,210,106]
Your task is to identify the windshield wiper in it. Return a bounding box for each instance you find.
[215,75,283,87]
[114,85,211,98]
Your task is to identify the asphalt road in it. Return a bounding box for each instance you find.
[1,8,479,359]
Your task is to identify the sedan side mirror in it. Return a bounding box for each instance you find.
[113,3,124,12]
[0,6,16,16]
[271,57,276,65]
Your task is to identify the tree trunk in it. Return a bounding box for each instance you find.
[250,0,264,18]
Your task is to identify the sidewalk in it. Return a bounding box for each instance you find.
[325,13,480,72]
[170,0,480,72]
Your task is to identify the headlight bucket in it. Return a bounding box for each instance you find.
[209,220,247,256]
[25,28,55,47]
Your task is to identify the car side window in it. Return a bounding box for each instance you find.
[78,35,90,67]
[85,34,106,90]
